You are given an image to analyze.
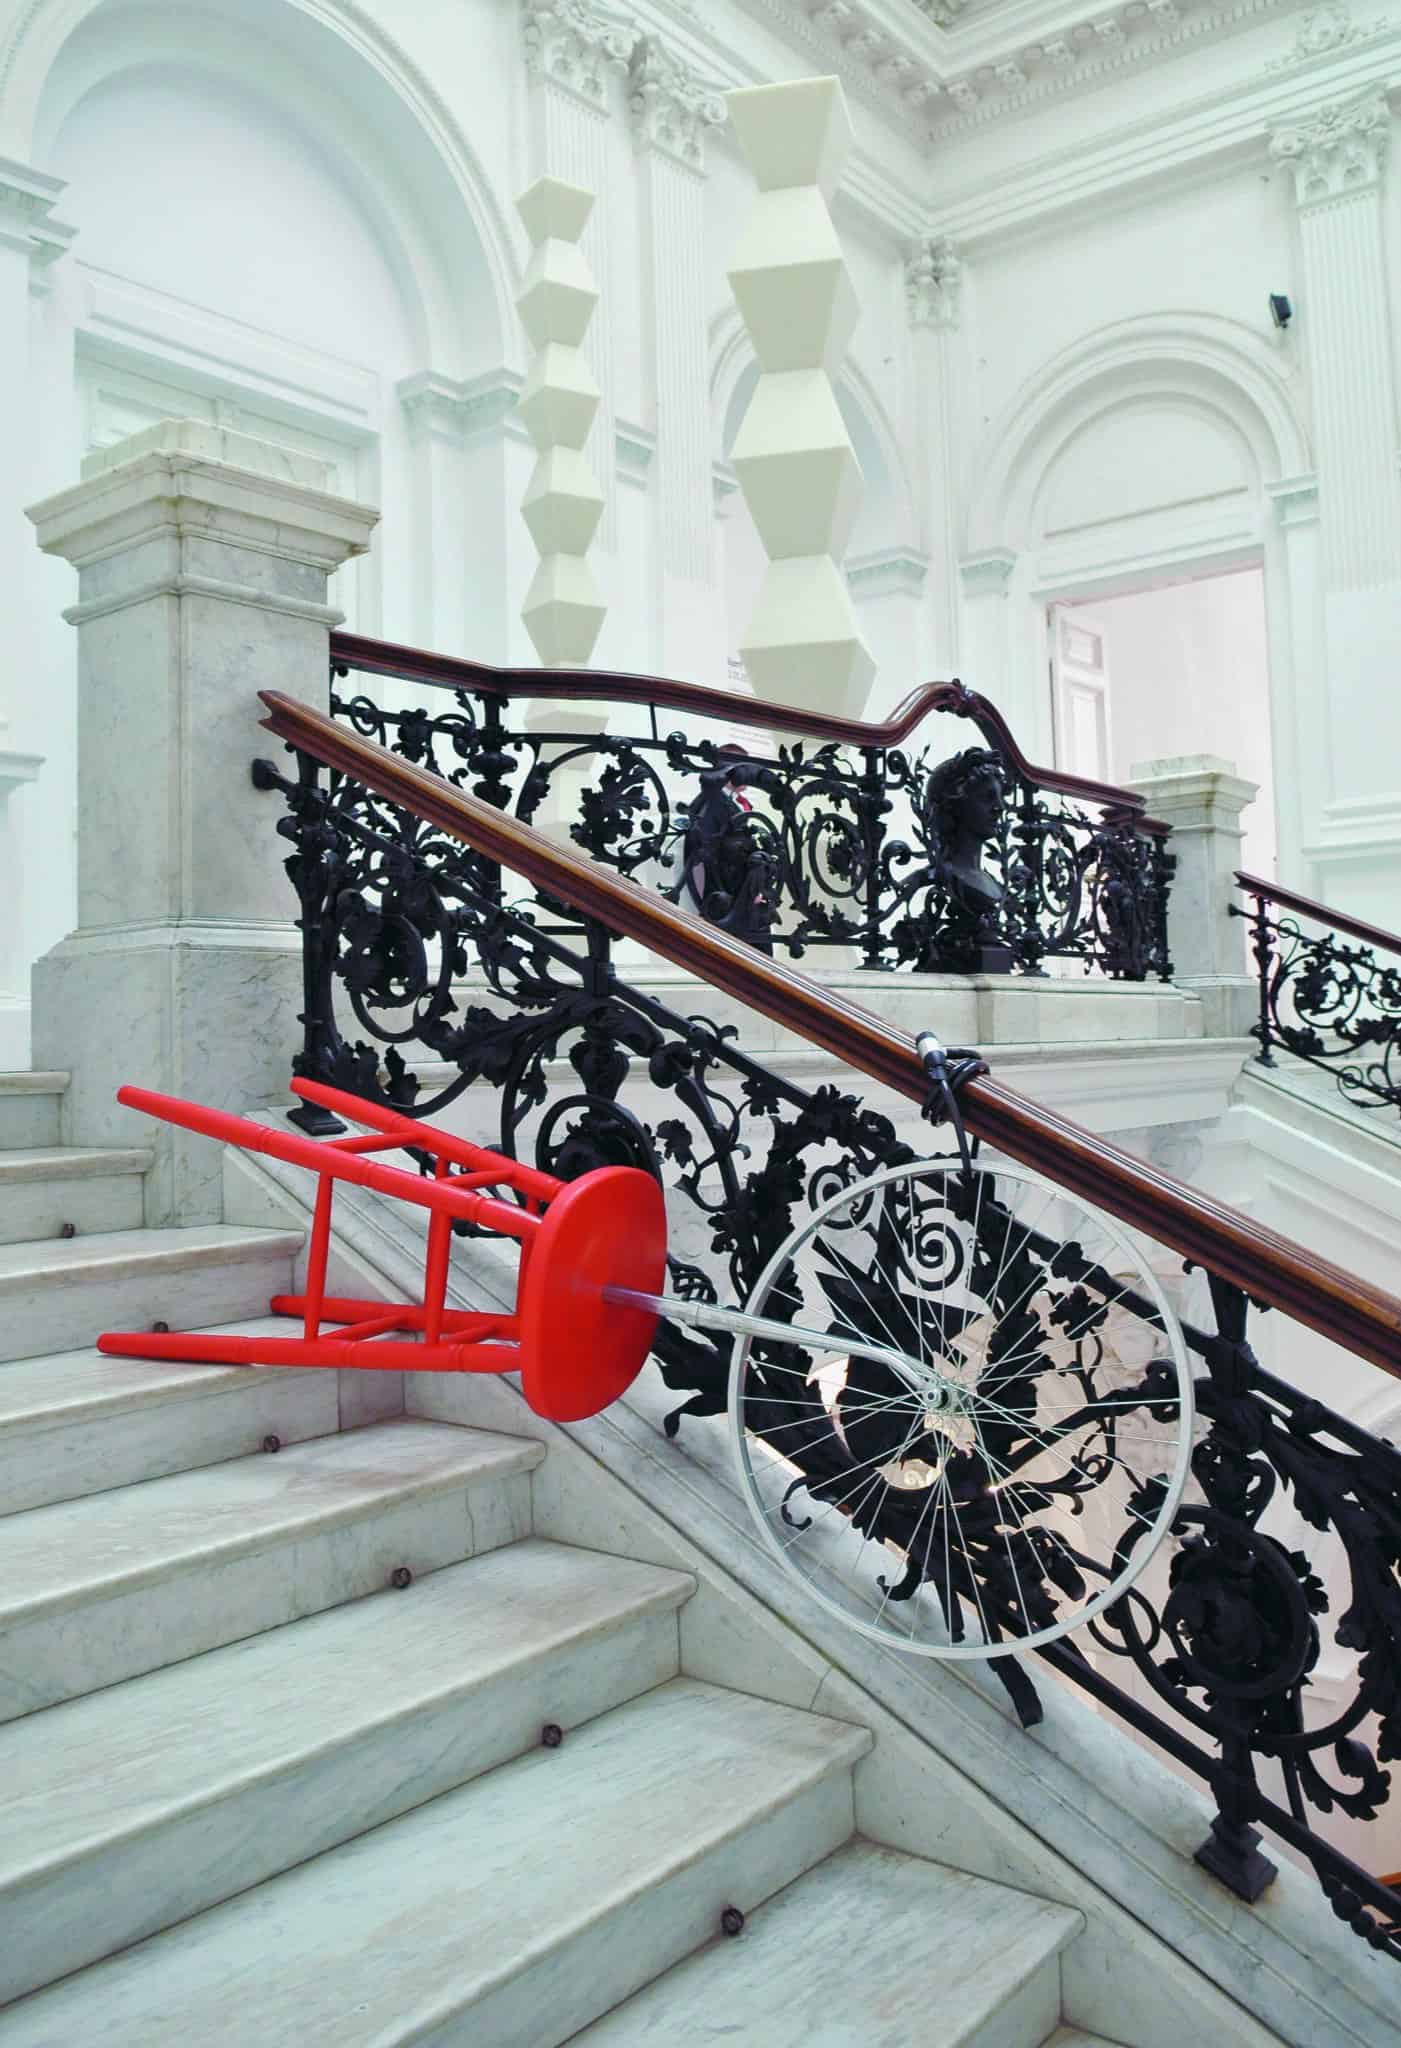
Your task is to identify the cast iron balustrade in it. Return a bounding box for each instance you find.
[1234,873,1401,1116]
[328,631,1174,981]
[256,690,1401,1965]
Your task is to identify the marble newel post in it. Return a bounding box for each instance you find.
[726,77,874,716]
[1128,755,1259,1039]
[26,420,379,1225]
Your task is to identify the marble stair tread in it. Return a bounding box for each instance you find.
[0,1318,314,1423]
[0,1221,303,1283]
[570,1839,1083,2048]
[0,1539,694,2005]
[0,1419,544,1721]
[0,1147,153,1245]
[0,1144,153,1181]
[0,1319,338,1515]
[0,1222,306,1362]
[0,1075,66,1148]
[0,1678,871,2048]
[1044,2033,1125,2046]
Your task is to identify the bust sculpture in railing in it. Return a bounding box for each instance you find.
[678,753,781,955]
[920,746,1012,973]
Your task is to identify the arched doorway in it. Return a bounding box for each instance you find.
[963,315,1314,878]
[5,0,513,1002]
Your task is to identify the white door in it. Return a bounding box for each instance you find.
[1048,605,1113,781]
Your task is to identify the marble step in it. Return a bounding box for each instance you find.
[0,1538,694,2005]
[1045,2033,1124,2046]
[0,1678,870,2048]
[0,1143,153,1245]
[0,1072,66,1149]
[0,1320,339,1515]
[0,1222,304,1362]
[570,1839,1083,2047]
[0,1417,543,1723]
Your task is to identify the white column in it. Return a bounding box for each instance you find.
[905,235,962,675]
[725,76,874,717]
[1269,93,1401,923]
[26,420,379,1222]
[631,35,726,683]
[846,547,930,719]
[1264,474,1322,890]
[521,2,629,571]
[515,175,606,666]
[1128,755,1259,1038]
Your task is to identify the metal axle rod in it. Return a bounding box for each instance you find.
[601,1286,958,1410]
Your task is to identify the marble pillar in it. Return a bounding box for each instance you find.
[1269,93,1401,924]
[26,419,379,1223]
[1129,754,1259,1038]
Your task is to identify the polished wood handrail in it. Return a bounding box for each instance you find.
[260,688,1401,1381]
[329,628,1167,830]
[1237,871,1401,962]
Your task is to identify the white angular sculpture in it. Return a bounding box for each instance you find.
[726,77,874,716]
[515,176,606,666]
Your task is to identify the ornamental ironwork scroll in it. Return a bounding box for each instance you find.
[329,661,1173,982]
[1237,884,1401,1116]
[257,739,1401,1963]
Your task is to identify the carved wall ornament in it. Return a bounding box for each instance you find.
[1267,0,1388,69]
[628,36,727,166]
[521,0,639,104]
[905,234,962,328]
[1270,91,1391,204]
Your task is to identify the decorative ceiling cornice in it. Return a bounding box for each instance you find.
[728,0,1359,141]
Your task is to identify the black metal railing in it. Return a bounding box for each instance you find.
[256,706,1401,1965]
[330,636,1174,981]
[1235,872,1401,1116]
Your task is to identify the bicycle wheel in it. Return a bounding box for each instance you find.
[728,1157,1193,1658]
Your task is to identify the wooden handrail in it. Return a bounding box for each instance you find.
[329,628,1167,830]
[260,688,1401,1381]
[1236,871,1401,962]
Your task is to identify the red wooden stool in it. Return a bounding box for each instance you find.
[97,1079,666,1422]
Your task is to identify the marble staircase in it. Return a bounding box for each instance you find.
[0,1069,1115,2047]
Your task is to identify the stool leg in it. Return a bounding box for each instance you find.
[303,1174,334,1339]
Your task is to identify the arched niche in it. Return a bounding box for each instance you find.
[12,0,518,975]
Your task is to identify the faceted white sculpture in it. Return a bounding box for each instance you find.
[515,176,606,666]
[726,77,874,715]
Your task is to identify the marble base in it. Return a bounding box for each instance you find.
[32,929,307,1225]
[0,1222,303,1363]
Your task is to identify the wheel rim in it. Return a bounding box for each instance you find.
[728,1158,1194,1658]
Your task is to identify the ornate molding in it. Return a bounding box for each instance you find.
[628,34,727,167]
[0,153,74,271]
[846,544,930,596]
[1267,0,1390,69]
[905,235,961,328]
[521,0,638,106]
[1269,90,1390,203]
